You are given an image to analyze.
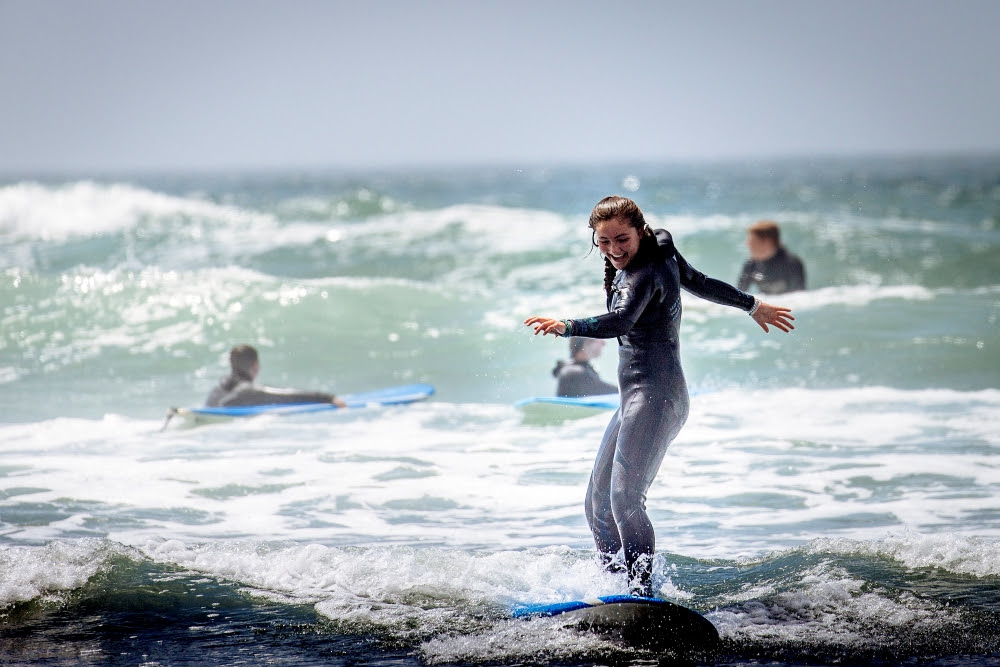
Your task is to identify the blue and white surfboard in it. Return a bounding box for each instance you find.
[514,393,619,423]
[514,393,620,411]
[166,383,434,427]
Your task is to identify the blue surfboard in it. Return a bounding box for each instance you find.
[516,389,711,424]
[512,594,719,652]
[166,383,434,427]
[515,393,619,423]
[514,393,620,411]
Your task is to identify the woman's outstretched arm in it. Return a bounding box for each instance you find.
[523,316,567,337]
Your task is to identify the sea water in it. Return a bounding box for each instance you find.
[1,157,999,665]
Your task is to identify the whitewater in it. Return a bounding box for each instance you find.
[1,158,999,665]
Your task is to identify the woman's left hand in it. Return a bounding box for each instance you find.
[524,316,566,337]
[752,302,795,333]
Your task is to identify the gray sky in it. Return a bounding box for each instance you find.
[2,0,999,172]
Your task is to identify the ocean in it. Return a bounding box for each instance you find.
[1,156,999,665]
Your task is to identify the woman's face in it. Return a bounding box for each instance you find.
[594,216,642,270]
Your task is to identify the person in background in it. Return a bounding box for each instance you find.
[553,337,617,397]
[737,220,806,294]
[205,344,347,408]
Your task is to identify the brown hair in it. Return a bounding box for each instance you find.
[748,220,781,245]
[588,195,656,297]
[229,344,259,380]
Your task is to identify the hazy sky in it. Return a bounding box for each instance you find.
[2,0,999,171]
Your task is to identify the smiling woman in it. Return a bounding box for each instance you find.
[524,195,794,596]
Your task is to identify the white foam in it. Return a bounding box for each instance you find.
[811,532,1000,578]
[0,181,270,241]
[2,386,998,560]
[711,560,950,649]
[133,538,669,661]
[0,539,132,607]
[128,533,1000,657]
[1,531,994,660]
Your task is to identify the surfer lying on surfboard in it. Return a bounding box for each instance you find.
[205,344,347,408]
[525,196,794,596]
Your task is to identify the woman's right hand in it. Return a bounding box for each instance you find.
[751,302,795,333]
[524,316,566,337]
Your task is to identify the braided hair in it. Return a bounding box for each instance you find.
[588,196,657,298]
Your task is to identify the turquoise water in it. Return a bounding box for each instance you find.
[1,157,999,664]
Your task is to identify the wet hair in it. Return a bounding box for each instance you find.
[588,195,657,297]
[229,344,259,381]
[748,220,781,245]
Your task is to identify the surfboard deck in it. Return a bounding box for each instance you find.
[512,595,719,652]
[515,393,619,424]
[165,383,434,427]
[516,389,710,425]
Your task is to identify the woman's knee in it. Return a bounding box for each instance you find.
[586,492,611,523]
[609,483,644,521]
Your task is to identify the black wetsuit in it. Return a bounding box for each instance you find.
[737,246,806,294]
[205,373,335,408]
[553,359,617,397]
[564,229,754,594]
